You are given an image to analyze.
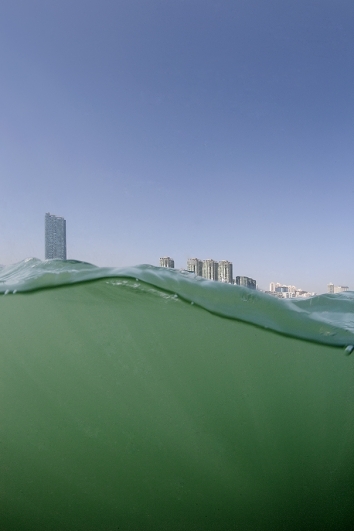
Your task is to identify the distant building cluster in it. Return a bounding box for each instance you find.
[266,282,315,299]
[327,283,349,294]
[159,256,256,288]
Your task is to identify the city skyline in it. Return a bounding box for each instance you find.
[0,216,350,294]
[161,255,320,296]
[1,2,353,294]
[0,206,351,293]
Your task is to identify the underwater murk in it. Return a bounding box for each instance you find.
[1,259,354,530]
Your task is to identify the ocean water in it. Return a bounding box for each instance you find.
[1,259,354,530]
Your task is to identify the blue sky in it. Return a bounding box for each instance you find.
[1,0,353,292]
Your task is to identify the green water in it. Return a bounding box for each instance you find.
[1,262,354,529]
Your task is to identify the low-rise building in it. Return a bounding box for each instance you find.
[269,282,315,298]
[235,276,256,290]
[328,283,349,294]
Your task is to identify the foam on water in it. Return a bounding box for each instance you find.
[1,258,354,347]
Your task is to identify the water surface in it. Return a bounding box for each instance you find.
[1,260,354,529]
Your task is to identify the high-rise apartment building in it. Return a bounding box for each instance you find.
[160,257,175,268]
[187,258,203,276]
[218,260,233,283]
[202,259,218,281]
[235,276,256,290]
[45,212,66,260]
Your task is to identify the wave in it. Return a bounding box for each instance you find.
[1,258,354,347]
[1,259,354,529]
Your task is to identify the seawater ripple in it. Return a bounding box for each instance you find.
[1,258,354,347]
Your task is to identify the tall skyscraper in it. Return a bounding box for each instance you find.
[45,212,67,260]
[202,259,218,281]
[160,257,175,268]
[218,260,233,283]
[187,258,203,276]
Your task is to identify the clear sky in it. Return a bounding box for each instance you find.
[1,0,353,292]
